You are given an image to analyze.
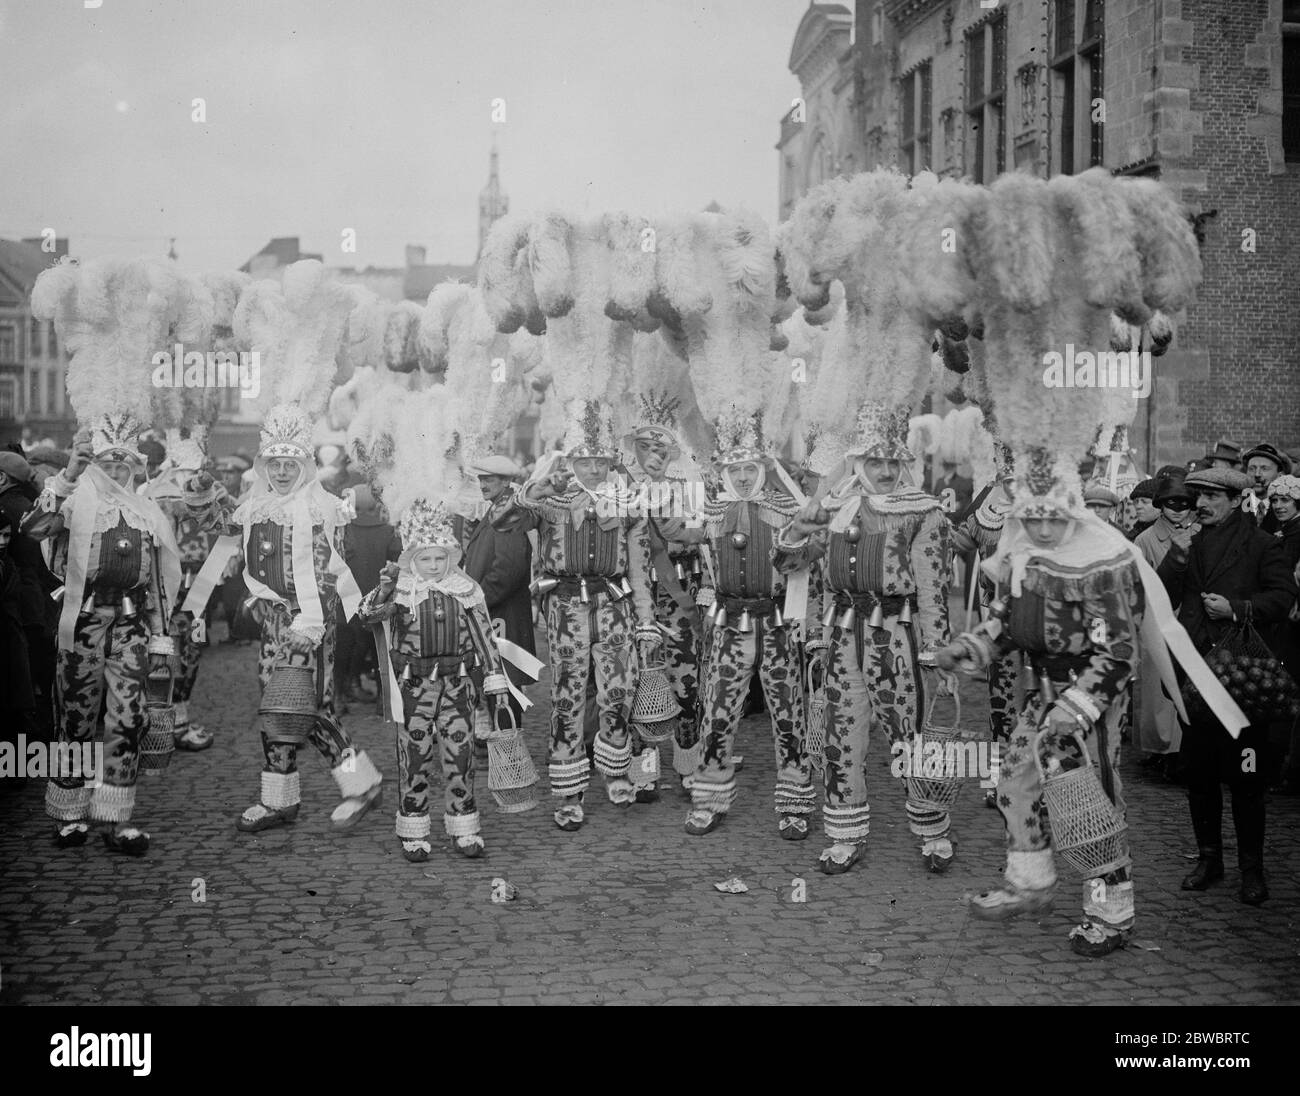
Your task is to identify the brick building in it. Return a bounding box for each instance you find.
[0,238,73,448]
[778,0,1300,469]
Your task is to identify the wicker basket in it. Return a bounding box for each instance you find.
[630,660,680,744]
[140,701,176,775]
[485,705,539,813]
[903,687,965,813]
[1034,726,1129,878]
[806,660,827,773]
[259,665,318,744]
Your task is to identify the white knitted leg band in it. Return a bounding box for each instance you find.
[549,757,590,797]
[690,778,736,812]
[89,782,136,823]
[332,750,382,798]
[1006,849,1058,891]
[262,770,301,810]
[823,804,870,842]
[395,811,432,840]
[673,739,704,776]
[1083,878,1135,928]
[774,782,817,815]
[444,811,482,838]
[45,783,91,821]
[173,700,190,727]
[593,736,631,779]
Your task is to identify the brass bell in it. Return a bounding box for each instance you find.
[121,594,138,618]
[714,606,728,629]
[182,571,195,589]
[730,532,748,550]
[401,663,413,683]
[987,597,1010,620]
[845,523,861,543]
[675,561,687,581]
[259,539,274,557]
[822,604,837,628]
[620,577,634,597]
[605,578,624,600]
[434,604,446,621]
[459,661,469,679]
[737,609,753,634]
[82,593,96,613]
[579,578,590,604]
[115,537,132,555]
[838,606,855,630]
[772,606,785,628]
[898,600,913,626]
[867,604,884,629]
[531,577,559,596]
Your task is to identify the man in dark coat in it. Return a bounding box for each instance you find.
[337,484,399,708]
[0,450,57,740]
[461,456,535,723]
[1158,467,1297,906]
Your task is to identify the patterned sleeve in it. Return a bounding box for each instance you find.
[1057,575,1143,725]
[771,524,828,574]
[912,507,952,650]
[465,598,507,682]
[356,585,400,625]
[21,473,75,540]
[625,517,656,627]
[186,481,237,533]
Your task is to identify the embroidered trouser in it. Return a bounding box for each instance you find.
[544,591,636,797]
[168,607,204,704]
[650,575,703,751]
[821,613,948,844]
[255,601,351,774]
[691,617,813,816]
[394,674,479,839]
[45,607,148,824]
[995,691,1133,929]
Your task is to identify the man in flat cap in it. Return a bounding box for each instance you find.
[1083,483,1121,528]
[461,454,535,723]
[1241,443,1292,533]
[1158,466,1297,905]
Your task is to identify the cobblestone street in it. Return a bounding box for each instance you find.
[2,615,1299,1007]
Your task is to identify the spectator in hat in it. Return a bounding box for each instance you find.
[461,454,535,724]
[1158,466,1297,905]
[336,484,398,708]
[1127,479,1162,541]
[137,438,166,484]
[1083,483,1121,527]
[26,446,69,491]
[1205,441,1242,470]
[1136,477,1198,570]
[1241,443,1292,533]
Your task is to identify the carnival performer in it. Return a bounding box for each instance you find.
[140,431,228,752]
[951,444,1018,807]
[656,412,813,838]
[776,402,954,874]
[511,405,659,831]
[622,395,708,801]
[936,450,1147,955]
[25,258,205,856]
[358,499,511,862]
[226,261,382,832]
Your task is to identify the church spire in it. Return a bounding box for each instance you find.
[477,138,509,261]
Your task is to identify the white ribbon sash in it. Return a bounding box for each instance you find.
[492,619,543,713]
[181,534,241,616]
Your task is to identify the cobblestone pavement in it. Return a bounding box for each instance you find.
[2,606,1299,1007]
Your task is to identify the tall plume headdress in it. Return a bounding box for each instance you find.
[29,257,188,649]
[231,258,362,637]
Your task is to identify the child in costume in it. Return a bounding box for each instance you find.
[357,499,511,861]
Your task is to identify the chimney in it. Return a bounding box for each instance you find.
[405,244,427,268]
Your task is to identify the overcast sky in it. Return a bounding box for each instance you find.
[0,0,811,272]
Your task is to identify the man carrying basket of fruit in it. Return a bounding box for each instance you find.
[1157,466,1297,906]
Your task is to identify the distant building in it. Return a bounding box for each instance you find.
[0,237,73,447]
[778,0,1300,468]
[478,139,510,261]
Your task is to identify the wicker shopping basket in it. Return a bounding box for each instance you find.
[485,703,539,813]
[630,660,680,744]
[259,665,318,744]
[141,662,176,775]
[806,658,827,773]
[903,686,966,812]
[1034,725,1129,878]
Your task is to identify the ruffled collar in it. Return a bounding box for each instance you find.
[397,567,479,613]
